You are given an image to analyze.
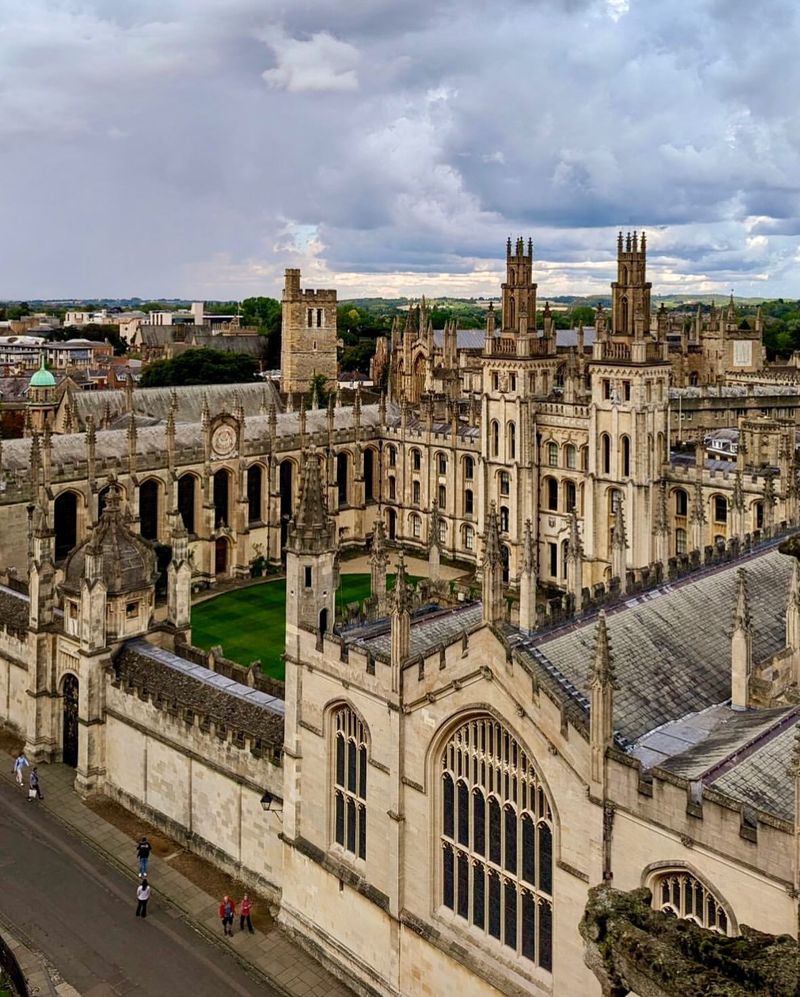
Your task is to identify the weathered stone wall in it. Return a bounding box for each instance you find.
[104,686,283,896]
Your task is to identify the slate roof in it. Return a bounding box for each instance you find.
[524,546,794,744]
[348,603,483,660]
[0,584,29,632]
[61,380,283,431]
[709,721,798,823]
[114,639,285,747]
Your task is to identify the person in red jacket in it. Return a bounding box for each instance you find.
[239,894,254,934]
[219,895,236,937]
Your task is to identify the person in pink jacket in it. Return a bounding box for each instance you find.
[239,894,254,934]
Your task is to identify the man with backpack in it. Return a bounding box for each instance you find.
[219,895,236,937]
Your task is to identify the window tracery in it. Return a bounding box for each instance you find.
[653,870,731,934]
[333,706,367,861]
[440,717,553,970]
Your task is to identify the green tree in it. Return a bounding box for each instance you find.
[309,372,332,407]
[140,348,260,387]
[241,297,281,368]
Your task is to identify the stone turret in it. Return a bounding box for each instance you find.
[730,568,752,710]
[60,484,158,651]
[285,448,338,640]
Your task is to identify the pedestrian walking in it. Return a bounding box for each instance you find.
[135,878,151,918]
[219,895,236,937]
[239,894,254,934]
[12,752,29,787]
[28,767,43,801]
[136,836,152,877]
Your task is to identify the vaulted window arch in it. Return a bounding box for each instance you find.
[440,717,553,970]
[332,705,368,861]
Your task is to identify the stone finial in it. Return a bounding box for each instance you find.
[566,508,583,561]
[732,568,751,633]
[201,393,210,430]
[393,551,411,615]
[483,501,502,568]
[286,448,336,557]
[731,568,752,711]
[611,497,627,550]
[732,469,745,512]
[521,518,536,576]
[589,610,616,689]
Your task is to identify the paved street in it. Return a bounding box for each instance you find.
[0,777,277,996]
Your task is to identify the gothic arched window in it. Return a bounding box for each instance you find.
[491,421,500,458]
[600,433,611,475]
[440,717,553,970]
[507,422,516,460]
[332,706,368,861]
[652,870,732,935]
[464,456,474,481]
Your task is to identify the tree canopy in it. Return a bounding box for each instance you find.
[139,348,260,387]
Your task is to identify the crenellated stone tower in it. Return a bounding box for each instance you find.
[280,269,338,395]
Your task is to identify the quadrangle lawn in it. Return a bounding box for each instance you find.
[190,573,413,680]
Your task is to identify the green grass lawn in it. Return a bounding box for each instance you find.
[190,573,411,680]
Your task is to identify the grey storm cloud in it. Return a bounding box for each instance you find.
[0,0,798,299]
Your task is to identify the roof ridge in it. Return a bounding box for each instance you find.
[702,707,800,786]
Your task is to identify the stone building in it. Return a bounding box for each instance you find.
[0,446,799,996]
[0,237,794,994]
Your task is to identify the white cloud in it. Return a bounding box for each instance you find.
[261,28,359,93]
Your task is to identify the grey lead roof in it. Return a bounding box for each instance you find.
[709,721,797,823]
[525,546,794,744]
[348,603,483,660]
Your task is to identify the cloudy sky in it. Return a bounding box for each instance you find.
[1,0,799,301]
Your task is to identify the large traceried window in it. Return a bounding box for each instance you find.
[333,706,368,861]
[440,718,553,971]
[653,870,731,935]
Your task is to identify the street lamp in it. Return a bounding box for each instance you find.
[260,790,283,813]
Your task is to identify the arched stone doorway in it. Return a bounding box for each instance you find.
[215,536,229,575]
[62,673,79,768]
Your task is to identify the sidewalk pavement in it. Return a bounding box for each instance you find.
[3,763,352,997]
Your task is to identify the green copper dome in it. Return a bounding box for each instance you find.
[30,356,55,388]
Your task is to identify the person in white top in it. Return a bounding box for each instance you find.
[12,752,29,787]
[135,879,151,918]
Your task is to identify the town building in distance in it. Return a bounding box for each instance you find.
[0,234,798,994]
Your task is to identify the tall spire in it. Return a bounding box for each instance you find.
[286,447,336,554]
